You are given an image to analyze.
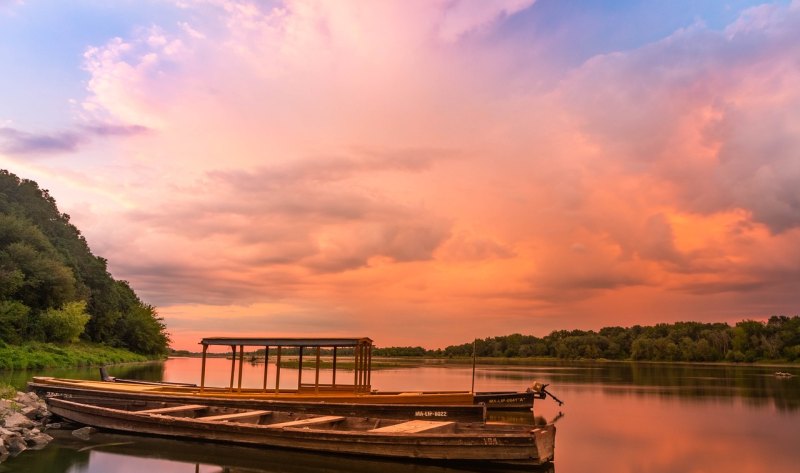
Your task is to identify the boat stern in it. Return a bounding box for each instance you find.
[532,424,556,463]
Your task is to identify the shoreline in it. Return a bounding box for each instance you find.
[0,342,163,372]
[166,353,800,368]
[0,390,54,463]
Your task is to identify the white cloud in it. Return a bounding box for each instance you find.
[437,0,536,42]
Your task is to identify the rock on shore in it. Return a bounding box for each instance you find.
[0,391,53,463]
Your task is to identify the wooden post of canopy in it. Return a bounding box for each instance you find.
[358,342,366,392]
[275,346,282,394]
[353,343,360,390]
[314,346,321,393]
[356,343,362,392]
[366,342,372,391]
[363,342,369,392]
[200,344,208,393]
[363,342,368,392]
[332,346,337,387]
[362,343,367,391]
[264,345,269,392]
[471,339,477,394]
[228,345,237,391]
[237,344,244,392]
[297,347,304,390]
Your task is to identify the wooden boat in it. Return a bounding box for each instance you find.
[45,396,555,466]
[29,337,557,412]
[29,379,489,422]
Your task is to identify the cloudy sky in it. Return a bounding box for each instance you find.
[1,0,799,350]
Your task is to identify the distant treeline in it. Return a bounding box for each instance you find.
[0,170,169,355]
[373,317,800,362]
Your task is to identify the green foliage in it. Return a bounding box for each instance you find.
[0,169,170,354]
[372,346,428,357]
[0,342,150,370]
[0,300,29,344]
[0,266,24,298]
[40,301,91,343]
[0,381,16,399]
[0,215,77,311]
[114,304,170,355]
[392,317,800,363]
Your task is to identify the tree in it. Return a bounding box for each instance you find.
[0,300,29,344]
[40,301,91,343]
[0,214,78,311]
[115,304,170,355]
[1,170,170,354]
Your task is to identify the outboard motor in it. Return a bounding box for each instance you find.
[530,382,564,406]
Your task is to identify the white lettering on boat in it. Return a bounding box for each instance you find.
[487,397,525,404]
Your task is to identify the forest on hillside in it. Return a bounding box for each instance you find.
[0,170,168,354]
[374,317,800,362]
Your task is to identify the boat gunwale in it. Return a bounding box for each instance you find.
[30,376,532,399]
[47,397,543,440]
[28,379,485,410]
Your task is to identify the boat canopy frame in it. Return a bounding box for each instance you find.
[198,337,373,395]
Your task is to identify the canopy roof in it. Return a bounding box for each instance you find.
[200,337,373,348]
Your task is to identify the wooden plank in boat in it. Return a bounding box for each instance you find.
[265,415,345,428]
[138,404,207,414]
[197,410,271,422]
[370,420,454,433]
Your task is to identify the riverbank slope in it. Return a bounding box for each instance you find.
[0,342,154,371]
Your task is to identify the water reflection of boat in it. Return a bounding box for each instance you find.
[774,372,795,378]
[19,429,555,473]
[30,337,557,414]
[45,397,556,468]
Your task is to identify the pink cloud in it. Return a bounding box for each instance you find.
[19,0,800,349]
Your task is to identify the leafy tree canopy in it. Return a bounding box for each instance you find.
[382,317,800,363]
[0,169,169,354]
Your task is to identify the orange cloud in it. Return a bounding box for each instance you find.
[6,1,799,349]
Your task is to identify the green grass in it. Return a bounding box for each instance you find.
[0,381,16,399]
[0,342,153,371]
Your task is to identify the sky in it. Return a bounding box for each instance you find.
[1,0,799,351]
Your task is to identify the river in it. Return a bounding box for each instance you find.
[1,358,798,473]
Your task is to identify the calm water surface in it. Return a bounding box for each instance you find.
[1,358,798,473]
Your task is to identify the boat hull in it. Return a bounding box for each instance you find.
[475,390,543,409]
[30,380,489,422]
[30,376,541,413]
[46,397,555,465]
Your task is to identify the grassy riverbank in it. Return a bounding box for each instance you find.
[0,342,155,370]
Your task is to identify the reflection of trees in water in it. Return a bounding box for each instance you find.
[0,434,89,473]
[106,361,166,382]
[478,361,800,411]
[0,361,166,390]
[602,362,800,411]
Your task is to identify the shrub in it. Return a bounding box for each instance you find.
[40,301,91,343]
[0,300,29,344]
